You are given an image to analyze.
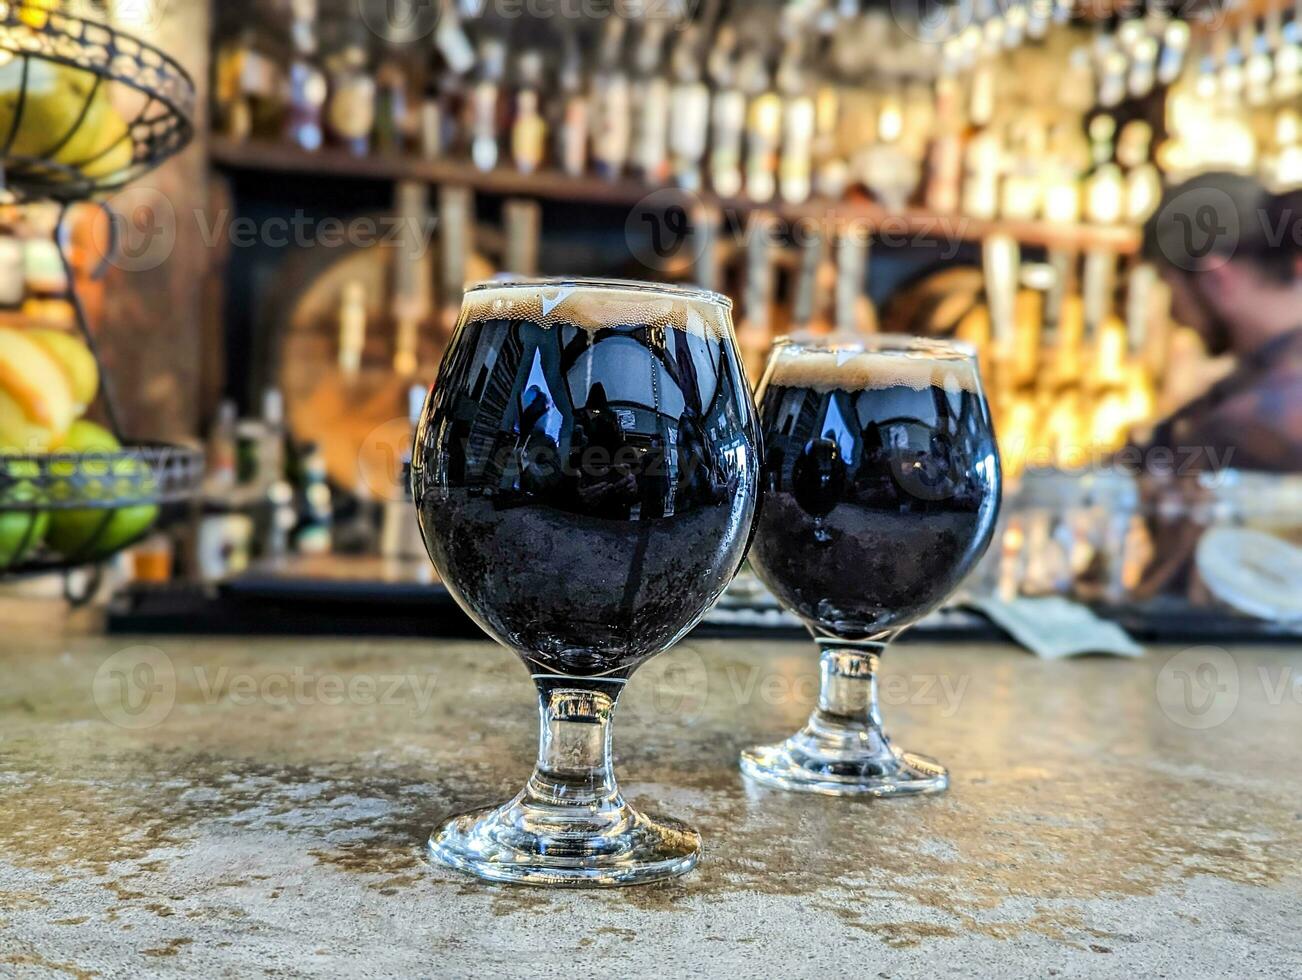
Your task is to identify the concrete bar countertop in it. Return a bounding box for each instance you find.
[1,607,1299,976]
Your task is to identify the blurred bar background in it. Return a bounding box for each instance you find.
[2,0,1299,638]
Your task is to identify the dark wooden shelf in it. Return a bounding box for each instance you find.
[209,138,1141,255]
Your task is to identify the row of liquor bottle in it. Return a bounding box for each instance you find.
[1163,67,1302,186]
[1150,0,1302,185]
[213,4,1185,224]
[315,177,1174,483]
[1190,0,1302,108]
[921,0,1302,110]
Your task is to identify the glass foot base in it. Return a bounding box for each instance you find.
[428,796,701,887]
[739,741,949,797]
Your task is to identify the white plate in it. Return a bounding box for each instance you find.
[1196,527,1302,623]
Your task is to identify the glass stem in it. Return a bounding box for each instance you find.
[526,682,624,811]
[803,636,896,761]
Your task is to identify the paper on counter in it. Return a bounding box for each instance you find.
[964,595,1144,659]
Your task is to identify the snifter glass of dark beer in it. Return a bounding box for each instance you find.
[741,336,1001,796]
[412,278,760,885]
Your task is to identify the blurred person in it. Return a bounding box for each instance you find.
[1134,175,1302,598]
[1140,173,1302,472]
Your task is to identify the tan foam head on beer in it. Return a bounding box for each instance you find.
[460,280,732,339]
[766,345,980,394]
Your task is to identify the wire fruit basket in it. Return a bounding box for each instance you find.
[0,2,199,585]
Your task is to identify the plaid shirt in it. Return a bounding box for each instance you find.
[1144,327,1302,474]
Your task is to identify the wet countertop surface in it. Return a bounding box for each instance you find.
[1,604,1300,977]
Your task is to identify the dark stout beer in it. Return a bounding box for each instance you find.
[414,281,760,679]
[749,346,1001,638]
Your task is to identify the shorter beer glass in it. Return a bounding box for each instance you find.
[742,336,1001,795]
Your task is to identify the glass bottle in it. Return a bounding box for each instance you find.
[961,127,1001,220]
[1084,115,1124,225]
[1158,19,1191,86]
[777,38,815,205]
[285,0,327,152]
[226,27,283,141]
[999,117,1044,221]
[437,69,466,158]
[1041,120,1086,224]
[1274,109,1302,187]
[707,26,745,198]
[511,50,547,175]
[790,230,818,336]
[924,74,963,214]
[1122,262,1158,431]
[743,48,781,204]
[325,42,375,156]
[590,17,631,180]
[555,35,589,178]
[470,38,506,172]
[294,442,333,556]
[630,20,670,183]
[419,70,443,160]
[214,29,254,142]
[378,387,425,562]
[374,56,412,155]
[1272,5,1300,101]
[205,400,238,497]
[1118,120,1160,224]
[812,80,846,199]
[668,26,710,190]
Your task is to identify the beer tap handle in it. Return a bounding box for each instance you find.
[791,225,824,334]
[438,184,474,343]
[503,199,541,278]
[1125,261,1157,356]
[393,181,432,377]
[739,210,777,381]
[1082,248,1115,341]
[834,224,874,338]
[982,233,1020,349]
[690,202,722,295]
[1043,247,1075,346]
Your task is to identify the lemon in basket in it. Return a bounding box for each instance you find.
[0,325,76,452]
[25,329,99,414]
[0,56,133,181]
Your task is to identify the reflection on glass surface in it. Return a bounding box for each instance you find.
[413,278,760,886]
